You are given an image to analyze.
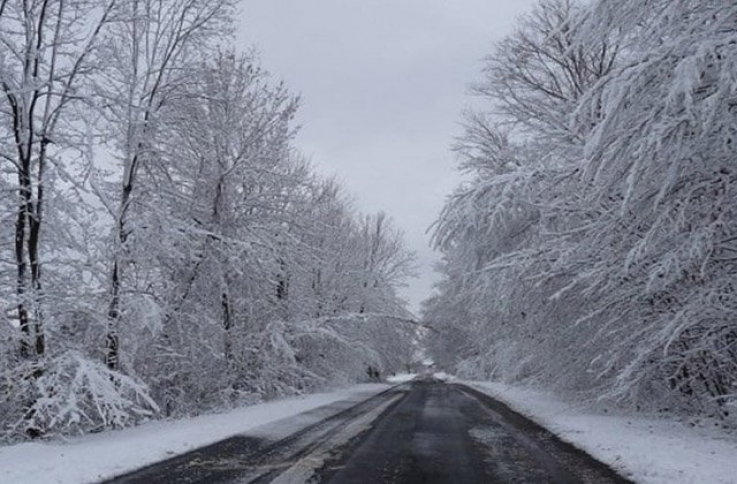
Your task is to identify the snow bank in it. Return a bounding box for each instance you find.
[386,373,417,383]
[470,381,737,484]
[0,384,389,484]
[432,371,454,381]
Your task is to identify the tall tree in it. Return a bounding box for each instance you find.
[427,0,737,416]
[95,0,235,370]
[0,0,116,361]
[563,0,737,411]
[429,0,618,382]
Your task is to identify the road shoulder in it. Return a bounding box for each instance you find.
[468,381,737,484]
[0,384,390,484]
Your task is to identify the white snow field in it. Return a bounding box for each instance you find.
[0,384,389,484]
[471,381,737,484]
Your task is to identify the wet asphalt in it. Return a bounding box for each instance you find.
[103,379,633,484]
[315,380,631,484]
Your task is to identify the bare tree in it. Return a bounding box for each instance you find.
[472,0,617,144]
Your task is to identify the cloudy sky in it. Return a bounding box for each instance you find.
[236,0,537,313]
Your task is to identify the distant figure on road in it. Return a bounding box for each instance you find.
[366,366,380,382]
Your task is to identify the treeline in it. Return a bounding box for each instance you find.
[425,0,737,417]
[0,0,415,440]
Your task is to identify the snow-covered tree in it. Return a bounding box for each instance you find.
[427,0,737,416]
[0,0,117,362]
[1,4,417,441]
[561,0,737,412]
[427,0,617,384]
[94,0,236,371]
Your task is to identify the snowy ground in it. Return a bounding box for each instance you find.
[6,378,736,484]
[386,372,417,383]
[469,381,737,484]
[0,384,389,484]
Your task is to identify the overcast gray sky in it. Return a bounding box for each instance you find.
[236,0,537,313]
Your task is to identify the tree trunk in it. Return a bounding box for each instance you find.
[15,178,31,358]
[106,171,135,370]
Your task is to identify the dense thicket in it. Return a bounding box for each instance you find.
[425,0,737,417]
[0,0,415,440]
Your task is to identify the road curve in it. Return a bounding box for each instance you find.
[104,379,632,484]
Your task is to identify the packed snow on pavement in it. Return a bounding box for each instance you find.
[0,384,389,484]
[470,381,737,484]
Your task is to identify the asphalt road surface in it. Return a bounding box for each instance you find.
[104,379,632,484]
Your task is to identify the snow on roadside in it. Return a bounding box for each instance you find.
[469,381,737,484]
[386,373,417,383]
[0,384,389,484]
[432,371,453,381]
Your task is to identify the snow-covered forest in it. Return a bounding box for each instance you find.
[0,0,416,441]
[425,0,737,418]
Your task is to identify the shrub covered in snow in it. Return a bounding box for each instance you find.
[2,352,158,439]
